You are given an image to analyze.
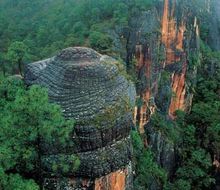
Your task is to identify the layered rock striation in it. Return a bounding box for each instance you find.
[25,47,136,189]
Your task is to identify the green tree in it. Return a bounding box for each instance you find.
[0,76,79,189]
[131,130,167,190]
[0,172,39,190]
[174,148,214,190]
[0,53,7,76]
[89,31,112,53]
[6,41,29,76]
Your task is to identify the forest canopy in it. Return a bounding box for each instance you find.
[0,0,220,189]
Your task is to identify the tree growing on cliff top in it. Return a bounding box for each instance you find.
[6,41,29,76]
[0,75,79,189]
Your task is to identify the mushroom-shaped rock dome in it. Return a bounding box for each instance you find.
[25,47,135,121]
[24,47,136,179]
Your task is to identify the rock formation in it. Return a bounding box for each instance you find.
[135,0,199,178]
[109,0,200,180]
[24,47,136,190]
[24,1,203,188]
[132,0,200,131]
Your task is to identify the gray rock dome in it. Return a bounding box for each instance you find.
[24,47,136,178]
[25,47,135,121]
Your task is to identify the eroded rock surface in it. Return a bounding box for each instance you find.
[25,47,136,190]
[108,0,200,184]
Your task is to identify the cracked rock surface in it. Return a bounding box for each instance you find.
[24,47,136,180]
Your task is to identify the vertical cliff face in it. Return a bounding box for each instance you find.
[130,0,200,131]
[132,9,161,133]
[161,0,188,119]
[169,67,187,119]
[24,47,136,190]
[110,0,200,179]
[134,45,153,133]
[161,0,185,64]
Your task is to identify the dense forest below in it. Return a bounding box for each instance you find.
[0,0,220,190]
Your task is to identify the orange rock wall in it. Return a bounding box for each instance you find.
[135,0,199,128]
[162,0,199,118]
[161,0,186,64]
[135,45,153,133]
[163,0,200,119]
[95,168,128,190]
[168,61,187,119]
[161,0,187,118]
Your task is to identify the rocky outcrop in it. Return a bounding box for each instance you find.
[25,47,136,190]
[145,120,175,178]
[110,0,199,131]
[109,0,200,181]
[132,0,199,130]
[94,162,133,190]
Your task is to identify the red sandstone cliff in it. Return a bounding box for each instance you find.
[133,0,200,132]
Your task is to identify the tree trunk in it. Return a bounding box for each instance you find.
[1,62,6,76]
[18,58,23,76]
